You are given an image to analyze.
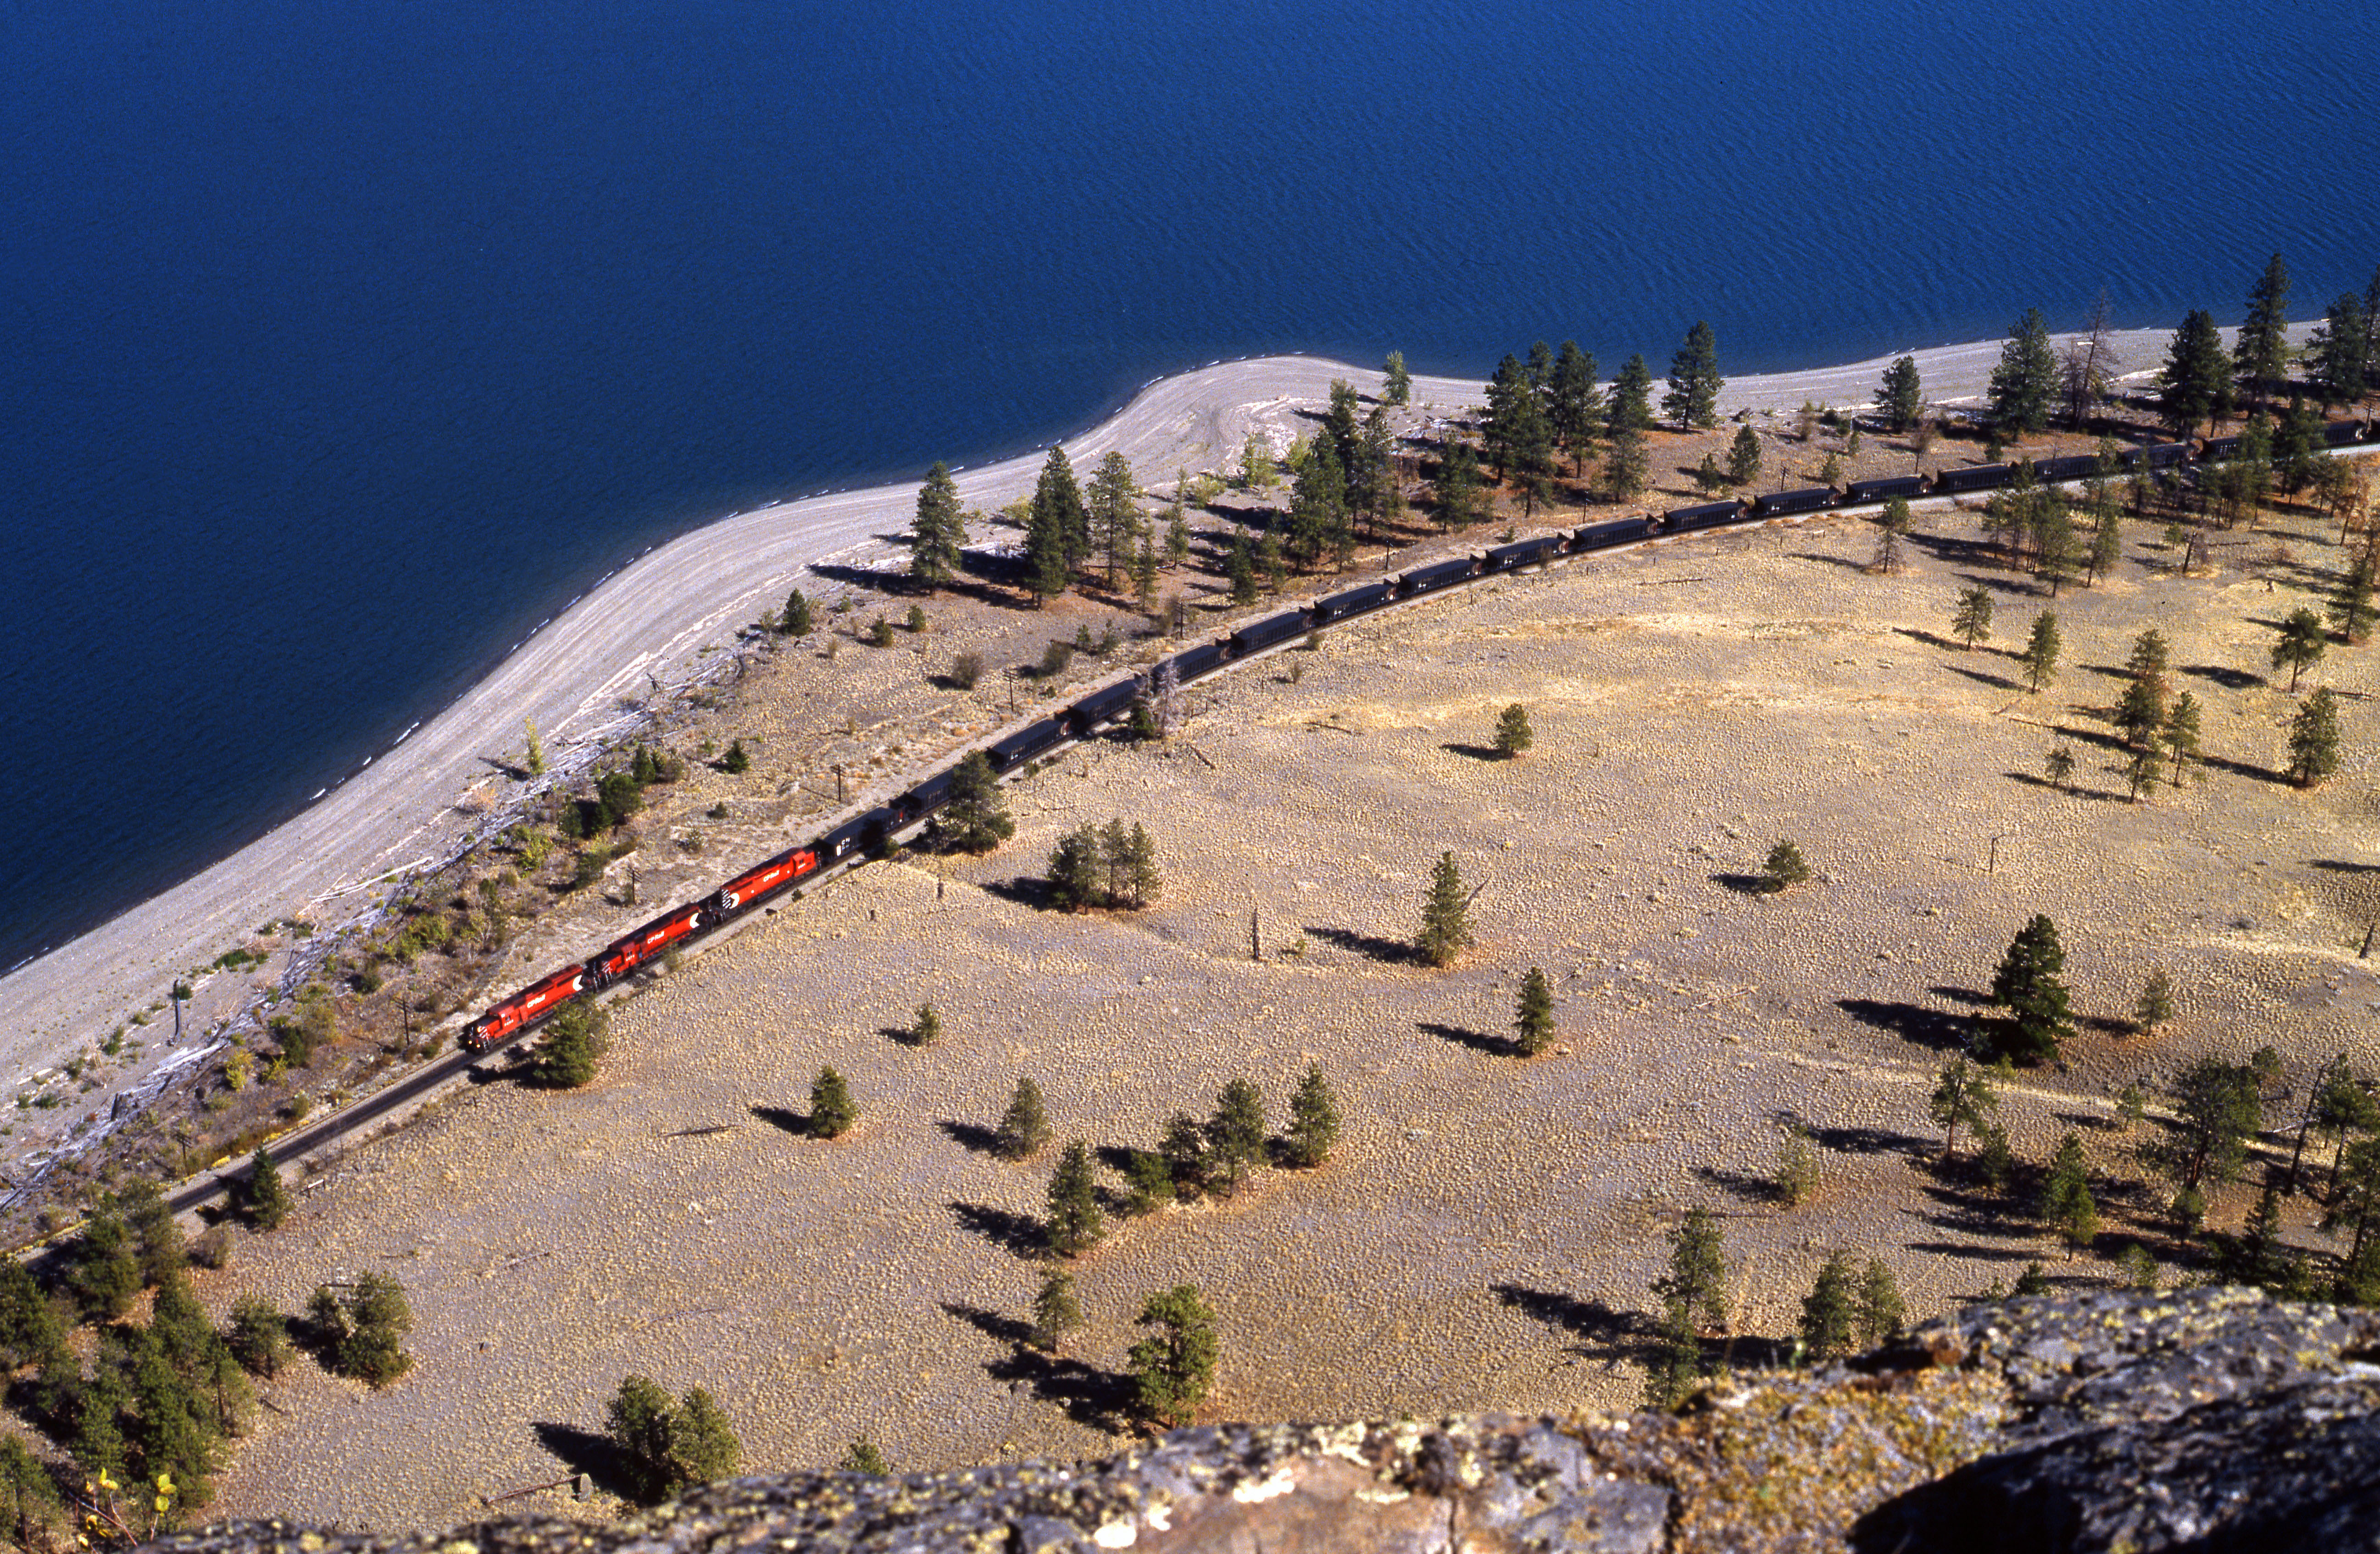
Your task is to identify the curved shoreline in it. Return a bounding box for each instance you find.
[0,323,2258,1084]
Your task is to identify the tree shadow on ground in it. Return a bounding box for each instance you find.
[478,755,533,781]
[1419,1020,1523,1058]
[979,877,1053,910]
[948,1202,1046,1259]
[749,1104,811,1136]
[1902,1240,2044,1264]
[941,1301,1037,1348]
[1919,1179,2034,1239]
[1943,663,2026,693]
[1955,570,2047,598]
[1490,1284,1656,1365]
[2006,770,2119,802]
[1440,742,1506,762]
[986,1345,1136,1433]
[2202,752,2286,785]
[1893,627,1971,653]
[2313,858,2380,875]
[1691,1164,1781,1205]
[531,1423,640,1503]
[2184,662,2264,690]
[1308,926,1411,965]
[1928,985,1994,1006]
[1787,551,1870,572]
[1835,998,1974,1053]
[1711,872,1774,894]
[1807,1124,1933,1159]
[937,1120,1005,1156]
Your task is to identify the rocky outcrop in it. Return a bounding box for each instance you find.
[154,1288,2380,1554]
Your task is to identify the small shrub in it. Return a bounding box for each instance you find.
[949,651,984,690]
[1039,640,1075,678]
[722,739,751,774]
[810,1067,856,1138]
[1763,840,1811,892]
[904,604,928,633]
[868,617,897,647]
[1775,1123,1820,1206]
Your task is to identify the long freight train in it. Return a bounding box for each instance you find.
[460,423,2375,1050]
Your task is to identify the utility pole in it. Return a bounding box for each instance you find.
[1250,898,1262,963]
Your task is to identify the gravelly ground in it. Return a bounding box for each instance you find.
[198,473,2380,1532]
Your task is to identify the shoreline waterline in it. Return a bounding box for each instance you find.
[0,323,2292,1083]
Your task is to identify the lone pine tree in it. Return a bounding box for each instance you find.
[1494,702,1534,758]
[1799,1251,1859,1359]
[909,462,966,588]
[2271,606,2328,691]
[2040,1132,2099,1258]
[1416,852,1474,968]
[532,996,608,1089]
[243,1148,289,1232]
[1652,1206,1729,1333]
[995,1076,1051,1159]
[1874,354,1923,431]
[1990,914,2074,1065]
[1987,308,2060,439]
[1929,1055,2000,1162]
[1950,585,1993,650]
[2288,687,2343,786]
[1514,968,1555,1056]
[2019,611,2061,692]
[809,1066,856,1139]
[1726,424,1762,486]
[1763,839,1811,893]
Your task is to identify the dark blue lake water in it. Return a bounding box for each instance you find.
[4,0,2376,973]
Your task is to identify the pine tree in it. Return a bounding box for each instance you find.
[1045,824,1106,911]
[606,1376,678,1501]
[1284,1065,1341,1167]
[1513,968,1555,1056]
[1159,1112,1209,1200]
[1640,1299,1706,1409]
[1128,1284,1218,1428]
[1546,341,1602,476]
[2044,744,2076,793]
[2271,606,2327,691]
[2085,504,2122,586]
[2334,553,2378,645]
[2309,292,2371,411]
[1763,839,1811,893]
[1607,354,1655,437]
[1481,355,1529,481]
[1855,1259,1904,1346]
[2159,310,2233,436]
[809,1066,856,1139]
[2234,252,2291,409]
[1122,824,1161,909]
[840,1437,888,1476]
[938,752,1014,854]
[1434,443,1483,529]
[910,1003,941,1047]
[339,1271,414,1387]
[2156,694,2200,787]
[523,716,546,775]
[67,1206,140,1323]
[2039,1133,2098,1258]
[1493,702,1534,758]
[1990,914,2074,1065]
[1949,585,1993,650]
[1226,528,1259,602]
[1205,1079,1266,1194]
[1875,355,1923,432]
[1045,1141,1104,1256]
[1605,427,1649,501]
[722,738,751,774]
[2288,687,2342,786]
[1726,424,1762,486]
[2152,1057,2262,1191]
[1132,528,1159,610]
[224,1295,289,1378]
[531,997,607,1089]
[1415,851,1473,967]
[243,1148,289,1231]
[781,589,813,638]
[1774,1122,1820,1206]
[1383,351,1412,407]
[2018,611,2061,692]
[1986,307,2059,439]
[2134,968,2175,1033]
[1798,1251,1857,1359]
[910,462,966,588]
[1929,1055,2000,1161]
[1030,1267,1082,1352]
[995,1076,1051,1161]
[1663,321,1723,429]
[1089,452,1141,588]
[1652,1206,1729,1331]
[0,1262,61,1372]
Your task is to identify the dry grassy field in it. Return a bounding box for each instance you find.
[200,477,2380,1531]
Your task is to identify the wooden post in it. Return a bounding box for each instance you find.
[1250,900,1261,963]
